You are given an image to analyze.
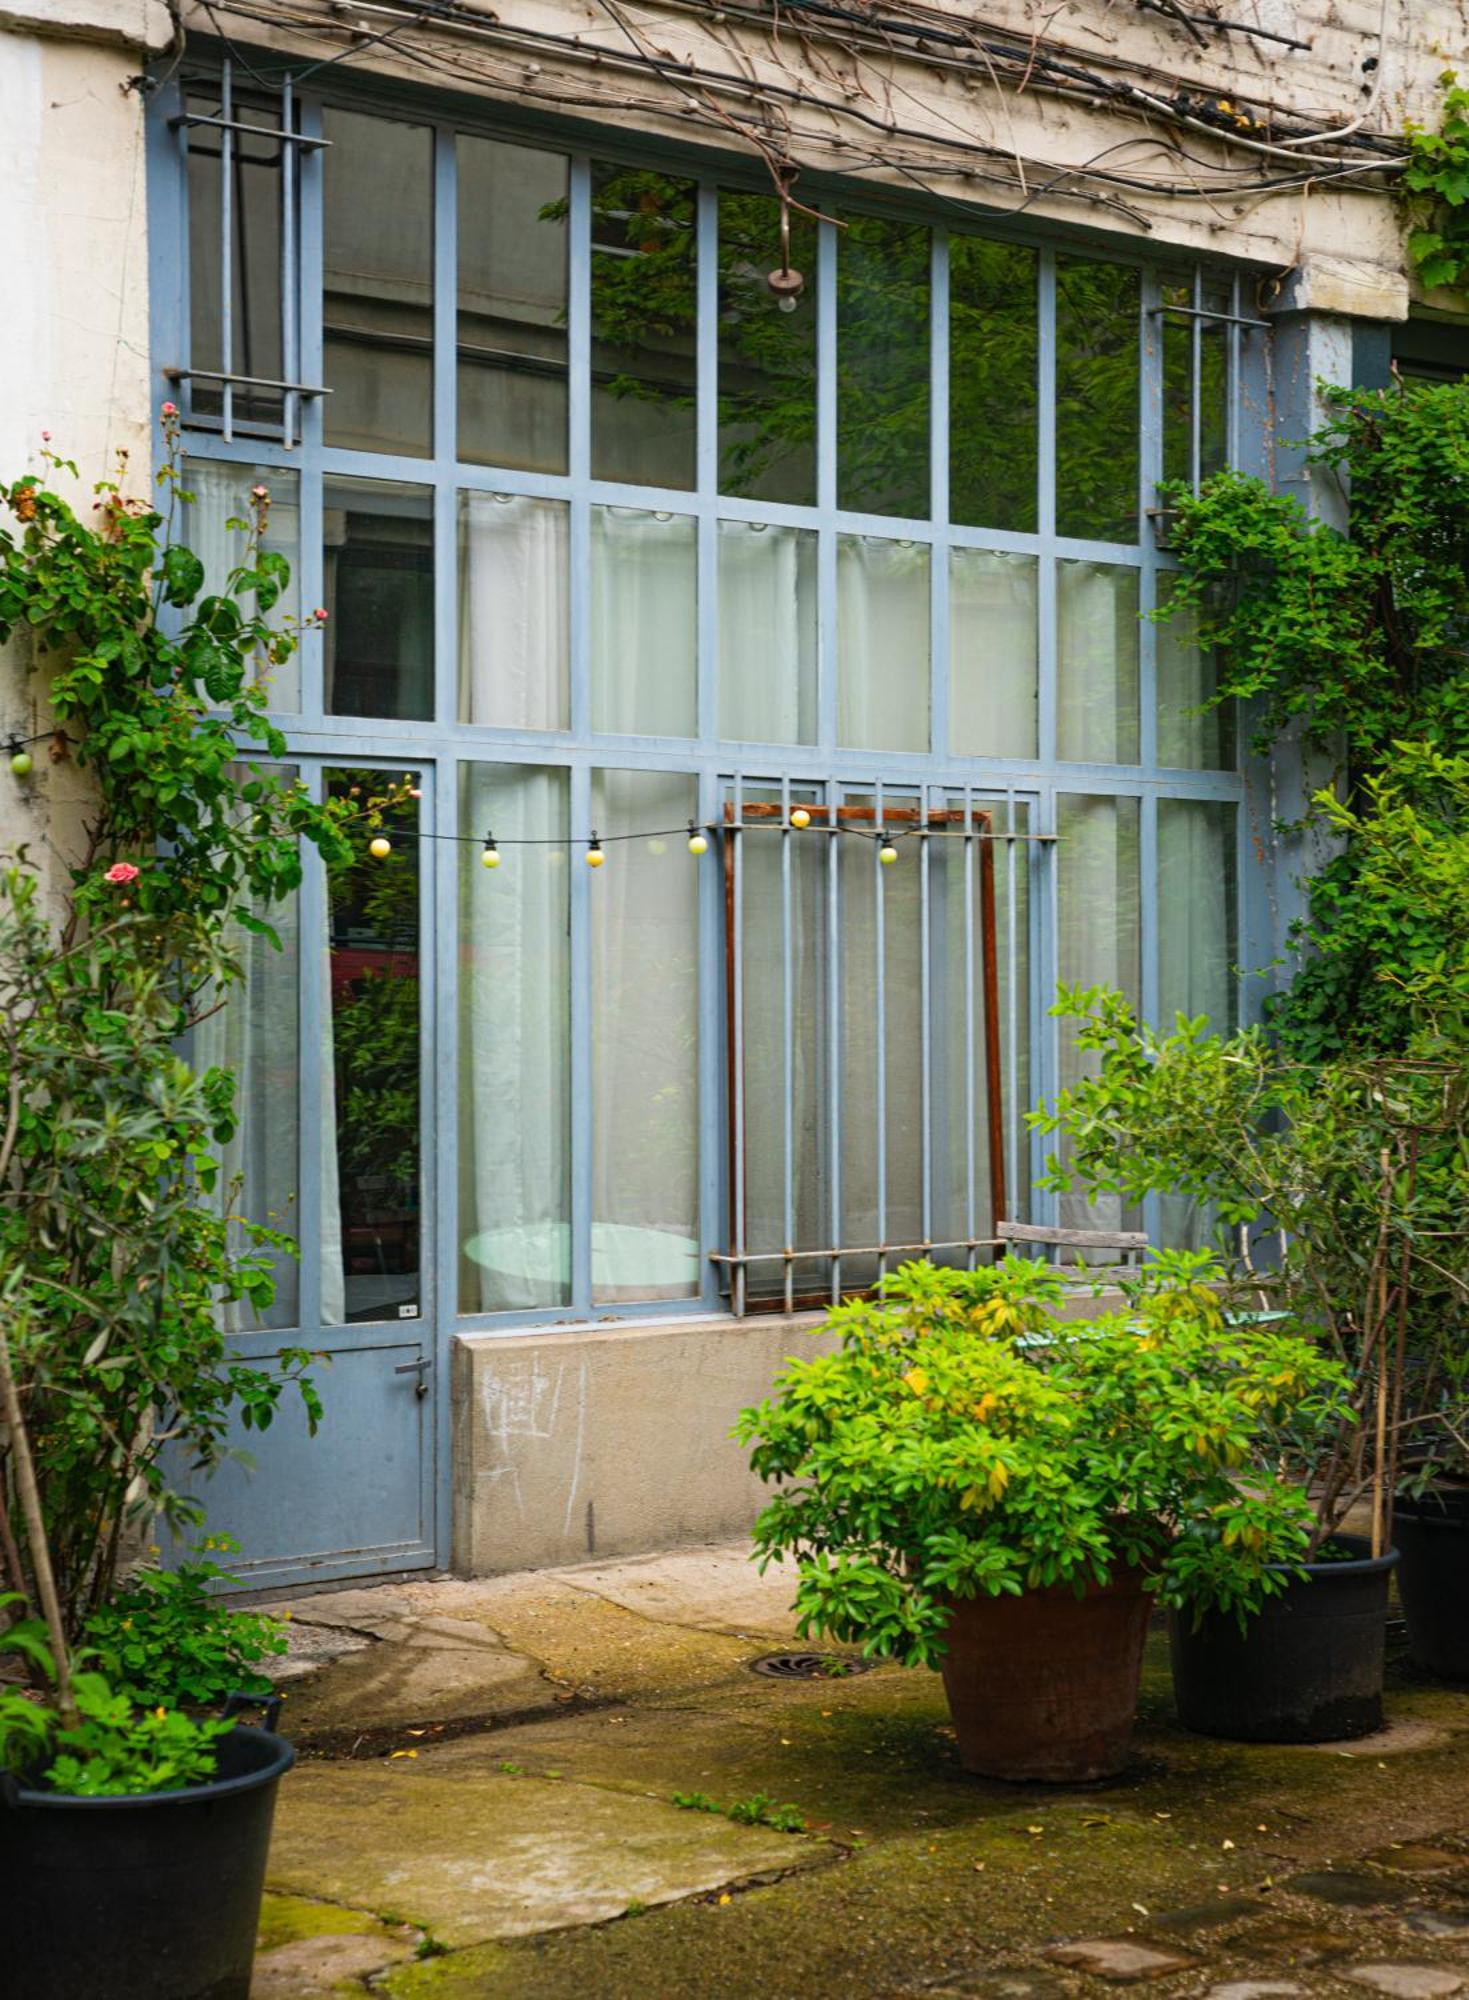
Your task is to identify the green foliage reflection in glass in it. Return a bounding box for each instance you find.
[589,165,698,488]
[949,235,1037,533]
[837,214,931,519]
[1056,258,1140,543]
[719,191,817,505]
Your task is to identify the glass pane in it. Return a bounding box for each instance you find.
[1057,561,1140,764]
[950,236,1038,532]
[183,460,301,710]
[838,215,930,519]
[737,785,831,1305]
[458,493,569,730]
[1200,278,1230,482]
[837,790,924,1289]
[459,764,571,1312]
[718,520,817,744]
[324,479,434,721]
[837,535,930,753]
[1161,281,1192,489]
[186,92,283,430]
[949,550,1038,759]
[590,507,696,737]
[1056,258,1140,543]
[1156,575,1235,770]
[323,110,433,456]
[458,137,569,473]
[1056,793,1141,1246]
[591,769,701,1302]
[1159,799,1237,1030]
[323,770,421,1325]
[717,191,816,504]
[590,165,697,488]
[196,767,300,1332]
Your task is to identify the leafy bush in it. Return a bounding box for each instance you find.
[84,1540,287,1710]
[735,1257,1345,1669]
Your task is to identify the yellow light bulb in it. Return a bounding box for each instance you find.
[368,836,392,859]
[481,847,501,869]
[879,843,898,865]
[790,807,811,830]
[688,833,708,856]
[586,847,605,869]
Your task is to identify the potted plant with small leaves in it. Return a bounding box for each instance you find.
[736,1254,1344,1782]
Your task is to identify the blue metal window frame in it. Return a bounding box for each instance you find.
[146,54,1273,1385]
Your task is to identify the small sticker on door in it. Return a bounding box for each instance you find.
[398,1303,420,1319]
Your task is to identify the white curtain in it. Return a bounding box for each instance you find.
[1157,581,1232,771]
[590,508,696,737]
[1057,561,1139,765]
[717,521,817,744]
[950,550,1038,759]
[591,769,701,1301]
[318,937,346,1326]
[457,765,571,1313]
[1156,798,1236,1251]
[193,880,302,1334]
[458,495,570,729]
[184,460,301,710]
[836,536,930,753]
[1055,793,1142,1247]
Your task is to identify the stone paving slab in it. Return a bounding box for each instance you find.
[266,1757,831,1947]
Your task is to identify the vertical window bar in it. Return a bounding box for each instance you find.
[1005,786,1020,1222]
[298,91,325,461]
[874,777,887,1290]
[826,773,842,1305]
[729,772,746,1317]
[929,228,949,758]
[697,765,723,1309]
[1036,250,1057,771]
[962,785,977,1264]
[569,759,593,1311]
[1139,265,1162,773]
[780,774,795,1315]
[979,813,1006,1237]
[298,761,326,1330]
[281,77,297,448]
[1227,271,1243,469]
[696,186,718,744]
[918,784,932,1254]
[220,59,234,442]
[1190,265,1203,492]
[816,219,838,752]
[567,157,592,741]
[433,126,457,729]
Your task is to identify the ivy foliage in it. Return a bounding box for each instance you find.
[1403,74,1469,296]
[735,1256,1345,1668]
[1161,381,1469,1058]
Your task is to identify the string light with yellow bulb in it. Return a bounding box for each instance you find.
[359,815,1046,868]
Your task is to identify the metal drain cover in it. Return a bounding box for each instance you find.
[749,1650,875,1680]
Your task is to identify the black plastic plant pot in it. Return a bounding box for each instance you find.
[1395,1488,1469,1681]
[1,1704,294,2000]
[1168,1534,1398,1743]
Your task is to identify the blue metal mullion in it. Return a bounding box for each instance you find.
[817,218,838,753]
[730,771,746,1317]
[874,777,887,1288]
[433,126,458,732]
[568,157,592,744]
[1037,250,1058,773]
[569,759,593,1311]
[918,783,932,1254]
[697,764,723,1310]
[1139,266,1162,776]
[962,784,977,1259]
[826,772,842,1304]
[414,758,441,1559]
[432,749,458,1557]
[298,761,327,1333]
[281,79,299,448]
[780,776,795,1315]
[930,228,950,761]
[1034,779,1061,1233]
[696,185,718,744]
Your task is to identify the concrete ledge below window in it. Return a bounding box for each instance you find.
[451,1286,1127,1577]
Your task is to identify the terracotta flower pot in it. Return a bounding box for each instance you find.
[939,1566,1153,1782]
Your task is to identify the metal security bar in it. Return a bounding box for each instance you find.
[716,794,1037,1316]
[170,60,329,445]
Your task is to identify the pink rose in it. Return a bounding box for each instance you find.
[160,402,179,418]
[104,861,140,885]
[314,608,329,624]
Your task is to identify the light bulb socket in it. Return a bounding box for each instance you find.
[766,265,805,309]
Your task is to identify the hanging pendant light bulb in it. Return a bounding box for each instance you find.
[790,806,811,830]
[879,839,899,865]
[586,832,606,869]
[368,835,392,860]
[687,820,708,856]
[481,830,501,869]
[766,182,805,314]
[9,743,33,778]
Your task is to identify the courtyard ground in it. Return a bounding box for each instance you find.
[252,1542,1469,2000]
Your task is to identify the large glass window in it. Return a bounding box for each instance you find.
[161,75,1257,1321]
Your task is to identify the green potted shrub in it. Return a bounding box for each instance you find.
[1035,985,1469,1737]
[735,1254,1345,1782]
[0,438,377,2000]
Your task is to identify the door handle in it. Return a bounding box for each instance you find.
[395,1356,432,1400]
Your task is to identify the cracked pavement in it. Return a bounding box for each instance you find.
[250,1542,1469,1998]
